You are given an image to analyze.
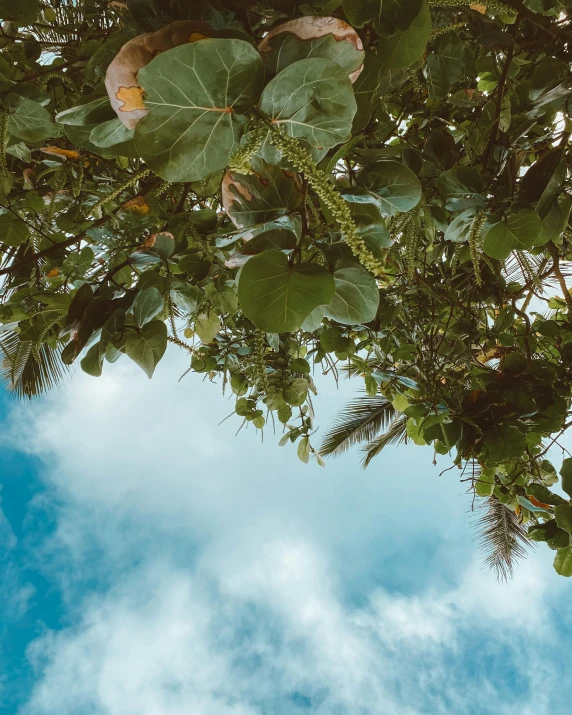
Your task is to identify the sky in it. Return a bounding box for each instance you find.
[1,348,572,715]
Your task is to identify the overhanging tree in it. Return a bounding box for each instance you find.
[1,0,572,579]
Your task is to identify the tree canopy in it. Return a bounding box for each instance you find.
[1,0,572,579]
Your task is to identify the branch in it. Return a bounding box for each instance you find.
[547,242,572,322]
[0,217,109,278]
[501,0,568,40]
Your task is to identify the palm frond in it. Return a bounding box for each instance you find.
[319,394,396,457]
[473,496,532,582]
[0,332,69,399]
[361,415,408,468]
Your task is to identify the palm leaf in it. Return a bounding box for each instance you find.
[361,415,408,468]
[473,496,532,582]
[319,394,396,457]
[0,331,69,398]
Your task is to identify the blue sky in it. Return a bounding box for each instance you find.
[1,349,571,715]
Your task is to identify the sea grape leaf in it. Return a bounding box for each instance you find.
[124,320,168,378]
[554,547,572,577]
[238,250,335,332]
[132,287,164,327]
[135,39,265,181]
[555,503,572,535]
[342,0,423,35]
[377,0,431,70]
[259,58,357,150]
[221,159,303,229]
[55,96,113,125]
[437,167,484,212]
[258,16,364,81]
[6,94,56,141]
[90,118,135,148]
[0,212,30,247]
[195,311,221,344]
[483,209,542,260]
[560,458,572,499]
[324,265,380,325]
[484,424,527,461]
[357,161,422,216]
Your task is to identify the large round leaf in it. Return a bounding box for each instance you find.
[124,320,167,378]
[105,20,214,128]
[135,39,265,181]
[342,0,422,35]
[259,58,357,150]
[377,0,431,69]
[325,265,380,325]
[6,94,56,142]
[483,209,542,260]
[258,16,364,82]
[238,250,335,332]
[554,548,572,577]
[0,212,30,247]
[221,158,303,229]
[357,161,422,216]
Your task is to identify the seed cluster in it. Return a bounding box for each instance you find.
[268,126,385,275]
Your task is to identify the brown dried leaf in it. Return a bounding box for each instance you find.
[258,16,364,83]
[105,21,213,129]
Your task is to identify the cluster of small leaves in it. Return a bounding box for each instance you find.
[0,0,572,578]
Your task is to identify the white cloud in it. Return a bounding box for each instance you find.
[19,545,565,715]
[3,348,570,715]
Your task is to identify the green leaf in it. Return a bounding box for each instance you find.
[135,39,265,181]
[484,424,527,461]
[238,250,335,332]
[437,167,484,212]
[475,468,495,497]
[324,265,380,325]
[0,212,30,247]
[283,377,308,406]
[259,59,357,149]
[195,311,221,344]
[342,0,422,35]
[297,436,311,464]
[55,96,112,126]
[259,17,364,79]
[357,161,422,216]
[560,458,572,498]
[554,547,572,577]
[426,34,468,100]
[343,193,392,253]
[124,320,168,378]
[170,282,199,314]
[483,209,542,260]
[377,0,431,69]
[90,118,134,148]
[555,503,572,535]
[80,342,104,377]
[133,287,164,327]
[6,94,56,142]
[444,208,478,243]
[222,158,303,229]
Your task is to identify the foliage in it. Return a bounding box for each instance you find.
[1,0,572,578]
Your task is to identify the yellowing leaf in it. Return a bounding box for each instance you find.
[188,32,208,42]
[46,268,60,278]
[122,196,149,214]
[41,146,81,160]
[470,3,487,13]
[116,86,146,112]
